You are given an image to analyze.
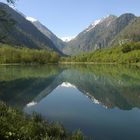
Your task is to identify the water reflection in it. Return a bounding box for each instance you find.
[0,65,140,110]
[0,65,62,108]
[0,65,140,139]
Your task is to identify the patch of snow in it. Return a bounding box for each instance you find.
[86,92,108,109]
[60,82,76,88]
[85,15,114,32]
[91,98,100,104]
[9,5,16,10]
[26,101,37,107]
[85,19,101,32]
[26,16,37,22]
[61,36,76,42]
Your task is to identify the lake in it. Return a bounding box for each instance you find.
[0,64,140,140]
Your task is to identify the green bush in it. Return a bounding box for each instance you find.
[122,44,131,53]
[122,42,140,53]
[72,130,84,140]
[0,102,85,140]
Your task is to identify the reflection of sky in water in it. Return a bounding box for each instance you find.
[1,65,140,140]
[25,82,102,108]
[24,82,140,140]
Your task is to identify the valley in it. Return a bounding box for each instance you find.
[0,1,140,140]
[0,2,140,65]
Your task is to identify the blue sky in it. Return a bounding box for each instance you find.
[2,0,140,38]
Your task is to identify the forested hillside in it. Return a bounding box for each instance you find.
[0,2,62,55]
[0,44,60,64]
[62,42,140,64]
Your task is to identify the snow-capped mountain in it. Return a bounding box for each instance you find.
[61,36,75,42]
[64,14,136,55]
[0,2,63,54]
[86,19,101,32]
[27,18,66,51]
[85,15,114,32]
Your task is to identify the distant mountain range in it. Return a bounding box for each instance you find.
[64,14,138,55]
[0,2,140,55]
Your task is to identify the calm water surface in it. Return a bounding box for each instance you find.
[0,65,140,140]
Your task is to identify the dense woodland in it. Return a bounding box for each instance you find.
[61,42,140,64]
[0,44,60,64]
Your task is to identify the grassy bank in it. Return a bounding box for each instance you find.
[0,102,84,140]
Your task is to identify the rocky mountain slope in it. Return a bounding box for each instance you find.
[0,2,62,54]
[1,2,139,56]
[64,14,137,55]
[30,20,66,52]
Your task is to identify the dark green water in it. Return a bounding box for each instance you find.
[0,64,140,140]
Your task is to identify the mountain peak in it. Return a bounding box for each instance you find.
[118,13,136,20]
[85,15,117,33]
[101,14,117,22]
[26,16,37,22]
[86,19,101,32]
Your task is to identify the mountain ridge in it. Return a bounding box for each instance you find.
[0,2,140,56]
[32,20,66,52]
[63,13,137,55]
[0,2,63,55]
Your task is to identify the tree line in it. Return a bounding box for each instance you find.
[0,44,60,64]
[61,42,140,64]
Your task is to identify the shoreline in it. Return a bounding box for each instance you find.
[0,62,140,67]
[59,61,140,67]
[0,63,59,66]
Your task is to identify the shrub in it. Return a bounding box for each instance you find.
[0,102,85,140]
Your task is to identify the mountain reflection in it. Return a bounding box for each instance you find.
[0,64,140,110]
